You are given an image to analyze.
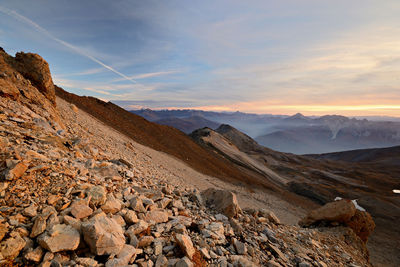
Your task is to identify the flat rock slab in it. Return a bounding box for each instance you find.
[38,224,80,253]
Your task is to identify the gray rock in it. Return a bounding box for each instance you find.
[87,186,107,206]
[175,256,193,267]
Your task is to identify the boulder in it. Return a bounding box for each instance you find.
[82,212,125,255]
[38,224,80,253]
[299,199,356,227]
[201,188,241,218]
[101,195,122,214]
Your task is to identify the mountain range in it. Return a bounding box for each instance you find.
[130,109,400,154]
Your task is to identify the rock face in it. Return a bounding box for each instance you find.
[14,52,56,104]
[201,188,241,218]
[82,213,125,255]
[38,224,80,253]
[299,199,356,227]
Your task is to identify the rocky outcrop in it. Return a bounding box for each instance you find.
[13,52,56,104]
[347,210,376,243]
[0,48,63,130]
[299,199,375,243]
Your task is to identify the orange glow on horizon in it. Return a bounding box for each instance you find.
[140,103,400,117]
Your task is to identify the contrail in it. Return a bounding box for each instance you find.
[0,5,136,84]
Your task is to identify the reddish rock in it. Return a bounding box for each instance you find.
[347,210,376,243]
[14,52,56,104]
[4,161,29,180]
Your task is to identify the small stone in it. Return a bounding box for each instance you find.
[155,254,168,267]
[24,246,44,262]
[38,224,80,253]
[175,256,193,267]
[76,257,98,267]
[154,242,163,255]
[23,204,38,217]
[259,209,280,225]
[30,216,47,238]
[215,214,228,221]
[233,239,247,255]
[87,186,107,206]
[71,203,93,219]
[43,252,54,262]
[199,247,211,259]
[139,236,154,247]
[47,195,60,205]
[266,260,282,267]
[124,210,139,224]
[4,161,28,180]
[101,195,122,214]
[105,244,136,267]
[63,215,81,231]
[130,197,146,213]
[127,220,149,235]
[0,223,8,242]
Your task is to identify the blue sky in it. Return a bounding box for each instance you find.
[1,0,400,116]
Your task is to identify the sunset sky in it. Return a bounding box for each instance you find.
[1,0,400,116]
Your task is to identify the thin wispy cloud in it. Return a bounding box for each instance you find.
[112,70,182,83]
[0,5,136,84]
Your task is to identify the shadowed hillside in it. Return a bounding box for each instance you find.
[55,86,278,192]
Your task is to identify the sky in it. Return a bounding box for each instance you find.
[1,0,400,116]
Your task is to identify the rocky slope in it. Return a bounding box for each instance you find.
[0,48,377,266]
[191,125,400,266]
